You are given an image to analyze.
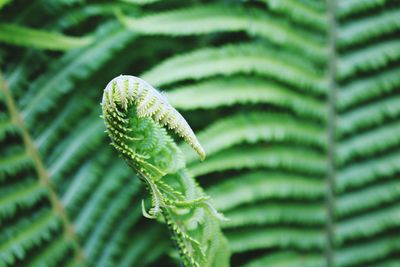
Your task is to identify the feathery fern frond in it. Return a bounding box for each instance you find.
[119,5,325,60]
[227,227,324,253]
[0,23,93,50]
[222,203,325,229]
[188,146,327,177]
[168,76,326,121]
[2,0,400,266]
[243,251,325,267]
[19,21,136,125]
[207,171,324,211]
[101,75,229,267]
[142,43,327,95]
[259,0,326,30]
[181,112,326,164]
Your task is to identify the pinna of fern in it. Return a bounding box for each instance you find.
[101,75,230,267]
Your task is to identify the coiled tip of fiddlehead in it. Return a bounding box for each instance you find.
[102,75,206,162]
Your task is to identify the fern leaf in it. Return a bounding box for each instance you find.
[188,146,327,177]
[338,9,400,47]
[35,92,93,155]
[0,23,92,50]
[338,39,400,79]
[28,235,72,267]
[74,162,132,238]
[337,67,400,111]
[142,43,327,95]
[168,76,326,121]
[0,180,46,221]
[244,251,325,267]
[338,96,400,137]
[181,112,326,164]
[47,117,104,182]
[374,258,400,267]
[208,171,324,211]
[336,179,400,217]
[227,227,324,253]
[0,209,61,265]
[337,0,392,18]
[260,0,326,31]
[53,3,136,30]
[337,149,400,192]
[83,181,141,262]
[117,227,165,267]
[119,0,162,4]
[0,149,32,181]
[337,121,400,165]
[61,155,110,212]
[95,207,143,267]
[119,5,325,60]
[222,202,325,228]
[19,21,136,126]
[336,203,400,244]
[335,235,400,267]
[0,118,19,141]
[101,75,229,267]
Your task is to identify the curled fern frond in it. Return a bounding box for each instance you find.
[101,75,229,267]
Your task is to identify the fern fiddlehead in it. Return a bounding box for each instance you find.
[101,75,230,267]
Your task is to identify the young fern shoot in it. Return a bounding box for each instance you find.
[101,75,230,267]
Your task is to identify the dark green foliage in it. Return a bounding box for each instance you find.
[1,0,400,267]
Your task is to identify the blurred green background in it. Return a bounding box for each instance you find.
[1,0,400,266]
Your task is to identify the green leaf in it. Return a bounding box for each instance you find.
[0,23,93,50]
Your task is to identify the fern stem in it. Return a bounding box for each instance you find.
[326,0,337,266]
[0,72,87,265]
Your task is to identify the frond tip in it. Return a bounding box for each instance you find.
[102,75,206,161]
[101,75,229,267]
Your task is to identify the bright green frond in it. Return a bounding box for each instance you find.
[259,0,326,31]
[0,23,92,50]
[142,43,327,95]
[244,251,325,267]
[222,202,325,228]
[338,9,400,47]
[119,5,325,60]
[2,1,399,267]
[338,39,400,79]
[0,209,61,265]
[337,0,392,18]
[338,96,400,137]
[227,227,324,253]
[337,149,400,192]
[335,235,400,267]
[336,178,400,217]
[0,180,47,221]
[336,203,400,244]
[337,67,400,111]
[119,0,162,4]
[28,235,72,267]
[19,22,135,125]
[181,112,326,163]
[188,146,327,177]
[337,121,400,165]
[168,76,326,121]
[208,171,324,211]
